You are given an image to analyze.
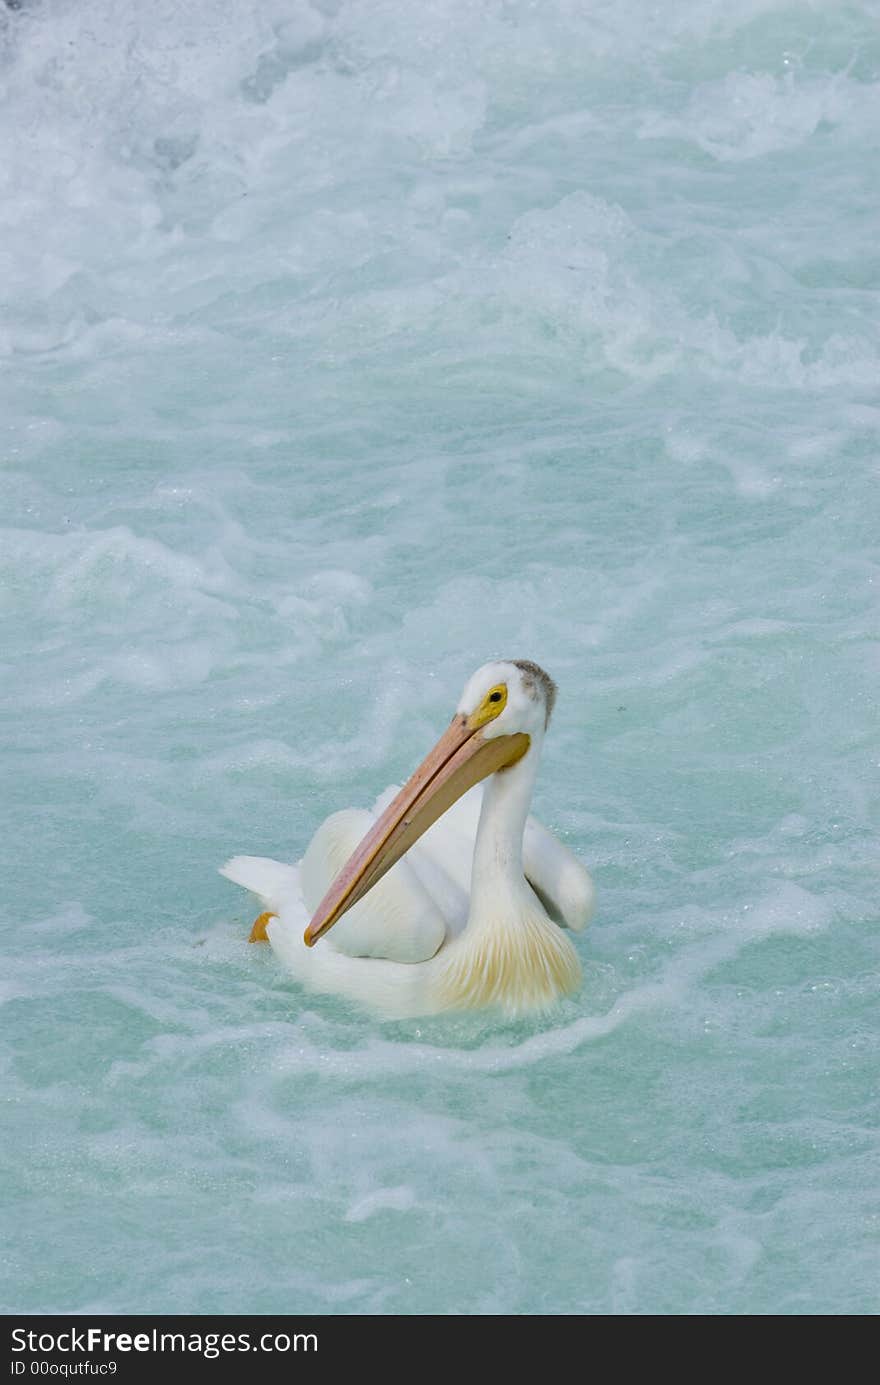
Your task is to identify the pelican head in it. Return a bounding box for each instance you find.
[456,658,557,738]
[303,659,558,947]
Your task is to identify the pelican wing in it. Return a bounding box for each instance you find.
[299,804,448,962]
[522,816,595,932]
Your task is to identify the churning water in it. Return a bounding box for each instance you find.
[1,0,878,1314]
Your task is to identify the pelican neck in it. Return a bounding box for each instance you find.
[469,733,542,911]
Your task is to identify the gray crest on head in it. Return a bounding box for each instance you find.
[511,659,557,727]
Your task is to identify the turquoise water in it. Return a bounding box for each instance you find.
[2,0,878,1315]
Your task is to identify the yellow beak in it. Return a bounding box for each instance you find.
[303,715,530,947]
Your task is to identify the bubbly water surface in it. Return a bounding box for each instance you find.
[2,0,878,1315]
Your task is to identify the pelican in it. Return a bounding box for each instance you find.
[220,660,594,1018]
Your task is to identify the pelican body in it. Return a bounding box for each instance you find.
[221,660,594,1018]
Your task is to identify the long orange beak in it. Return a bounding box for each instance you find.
[303,716,530,946]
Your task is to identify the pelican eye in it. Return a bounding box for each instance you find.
[467,682,508,729]
[483,684,508,716]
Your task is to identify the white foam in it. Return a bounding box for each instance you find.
[345,1186,417,1222]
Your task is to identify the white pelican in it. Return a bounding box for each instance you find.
[221,660,594,1018]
